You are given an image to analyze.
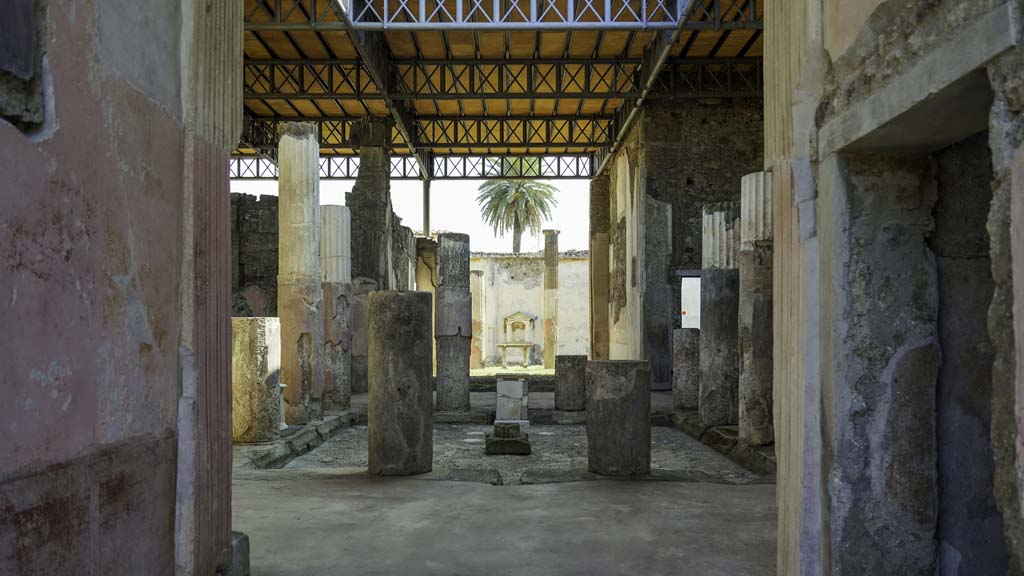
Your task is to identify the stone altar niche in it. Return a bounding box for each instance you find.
[497,312,535,368]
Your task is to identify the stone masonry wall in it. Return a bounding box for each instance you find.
[232,193,279,316]
[642,98,764,326]
[230,192,415,317]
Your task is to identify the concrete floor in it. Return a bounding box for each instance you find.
[233,469,777,576]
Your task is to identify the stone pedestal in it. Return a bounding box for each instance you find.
[738,173,774,445]
[350,277,377,394]
[231,318,282,443]
[485,422,532,455]
[435,233,471,412]
[672,328,700,410]
[586,361,651,476]
[495,376,529,427]
[277,122,325,425]
[321,205,352,410]
[555,355,587,411]
[543,230,559,369]
[699,203,740,428]
[367,291,433,475]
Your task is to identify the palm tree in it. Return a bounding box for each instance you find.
[476,179,559,253]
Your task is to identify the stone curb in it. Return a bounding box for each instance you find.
[667,410,777,476]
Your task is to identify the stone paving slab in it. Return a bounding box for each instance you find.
[285,423,761,485]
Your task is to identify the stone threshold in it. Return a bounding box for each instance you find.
[234,411,357,470]
[667,410,777,477]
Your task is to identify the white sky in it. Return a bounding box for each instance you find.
[230,178,591,253]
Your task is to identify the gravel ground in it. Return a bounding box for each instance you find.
[285,424,759,484]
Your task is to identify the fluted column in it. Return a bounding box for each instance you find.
[543,230,560,368]
[699,202,740,427]
[321,205,353,410]
[589,176,611,360]
[738,173,774,444]
[277,122,325,424]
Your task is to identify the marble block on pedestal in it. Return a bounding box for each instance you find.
[495,377,529,428]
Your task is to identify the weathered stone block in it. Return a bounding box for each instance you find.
[586,361,651,476]
[367,291,433,475]
[555,355,587,411]
[672,328,700,410]
[231,318,282,443]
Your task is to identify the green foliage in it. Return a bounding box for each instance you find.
[475,179,559,253]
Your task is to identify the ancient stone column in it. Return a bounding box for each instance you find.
[470,269,487,368]
[586,361,651,476]
[350,277,377,394]
[367,291,433,475]
[231,318,282,443]
[346,117,392,289]
[698,202,740,428]
[672,328,700,410]
[555,355,587,411]
[589,175,611,360]
[415,237,438,372]
[543,230,560,369]
[738,173,774,445]
[277,122,325,424]
[436,233,472,412]
[321,205,353,411]
[644,195,674,389]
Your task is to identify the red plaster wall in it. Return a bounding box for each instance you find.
[0,1,188,573]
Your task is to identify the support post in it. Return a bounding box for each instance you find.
[543,229,560,368]
[321,205,353,411]
[422,179,431,236]
[738,173,774,445]
[367,291,433,475]
[698,202,740,427]
[589,175,611,360]
[277,122,325,424]
[436,233,472,412]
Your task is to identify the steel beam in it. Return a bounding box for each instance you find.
[244,58,642,100]
[244,0,761,30]
[229,154,594,180]
[240,115,614,150]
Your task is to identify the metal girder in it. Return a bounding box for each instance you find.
[244,58,642,100]
[240,115,613,149]
[648,58,762,98]
[246,0,680,30]
[394,59,641,99]
[244,0,761,30]
[229,154,594,180]
[433,155,593,179]
[416,116,611,148]
[244,60,378,100]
